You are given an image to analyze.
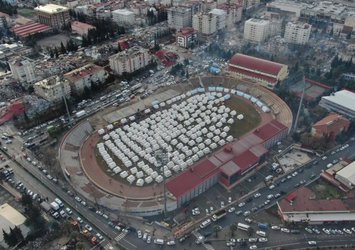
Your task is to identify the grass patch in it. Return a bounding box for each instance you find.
[18,8,36,18]
[309,179,343,199]
[225,96,262,138]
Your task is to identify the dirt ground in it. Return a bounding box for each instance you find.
[36,34,70,49]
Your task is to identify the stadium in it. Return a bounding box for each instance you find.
[59,76,293,216]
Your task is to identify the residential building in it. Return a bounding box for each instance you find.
[34,76,71,103]
[0,203,29,248]
[209,8,227,30]
[284,22,311,45]
[311,113,350,139]
[335,161,355,190]
[228,53,289,89]
[167,7,192,30]
[176,27,197,48]
[64,64,107,95]
[9,57,36,84]
[192,13,217,36]
[277,186,355,223]
[71,21,95,36]
[244,18,270,43]
[217,4,243,28]
[35,4,70,30]
[112,9,135,26]
[109,46,151,75]
[319,90,355,119]
[0,12,9,31]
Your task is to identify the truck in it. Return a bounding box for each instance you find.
[40,201,51,213]
[50,201,60,211]
[75,110,87,118]
[258,223,269,230]
[212,209,227,222]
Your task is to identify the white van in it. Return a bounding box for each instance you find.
[154,238,164,245]
[54,198,64,207]
[265,175,273,182]
[256,230,266,237]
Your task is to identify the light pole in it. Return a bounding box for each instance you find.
[154,149,168,217]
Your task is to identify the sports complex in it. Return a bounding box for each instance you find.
[59,76,293,216]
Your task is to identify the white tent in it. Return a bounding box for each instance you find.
[98,129,105,135]
[136,179,144,186]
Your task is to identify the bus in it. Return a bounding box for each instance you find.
[212,209,227,222]
[237,223,250,231]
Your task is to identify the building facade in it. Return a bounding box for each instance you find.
[109,46,151,75]
[311,113,350,139]
[167,7,192,30]
[284,22,311,45]
[8,57,36,84]
[112,9,135,26]
[64,64,107,95]
[35,4,70,30]
[319,90,355,119]
[34,76,71,103]
[244,18,270,43]
[209,9,227,30]
[176,27,197,48]
[335,161,355,190]
[192,13,217,36]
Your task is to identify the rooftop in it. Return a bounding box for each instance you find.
[209,8,227,16]
[35,4,69,14]
[112,9,134,15]
[313,113,349,128]
[109,46,148,61]
[34,76,64,89]
[12,22,52,38]
[246,18,269,24]
[71,21,95,30]
[229,53,286,76]
[64,64,104,82]
[253,120,288,142]
[232,149,261,173]
[278,187,348,213]
[321,90,355,112]
[336,161,355,185]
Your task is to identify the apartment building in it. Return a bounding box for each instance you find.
[109,46,151,75]
[167,7,192,30]
[34,76,71,103]
[63,64,107,95]
[112,9,135,26]
[176,27,197,48]
[71,21,95,36]
[244,18,270,43]
[35,4,70,30]
[8,57,36,84]
[284,22,311,45]
[193,13,217,36]
[209,8,227,30]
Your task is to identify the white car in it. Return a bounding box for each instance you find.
[343,228,352,234]
[228,207,235,213]
[220,201,225,208]
[308,241,317,246]
[267,194,274,199]
[243,211,251,217]
[137,230,142,238]
[147,235,151,244]
[238,202,245,208]
[228,197,232,203]
[143,233,147,241]
[258,237,268,242]
[271,225,280,230]
[250,245,257,249]
[254,193,261,198]
[281,228,290,233]
[322,228,330,234]
[85,224,93,232]
[305,227,313,234]
[96,233,103,240]
[65,207,72,215]
[167,240,176,246]
[77,217,83,224]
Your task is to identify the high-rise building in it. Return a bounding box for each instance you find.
[112,9,135,26]
[109,46,151,75]
[243,18,270,43]
[192,13,217,36]
[167,7,192,30]
[176,27,197,48]
[9,57,36,84]
[209,9,227,30]
[35,4,70,30]
[284,22,311,45]
[34,76,71,103]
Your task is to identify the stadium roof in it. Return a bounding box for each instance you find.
[166,159,219,198]
[232,149,260,173]
[12,22,52,38]
[321,90,355,113]
[336,161,355,186]
[228,66,278,84]
[253,120,288,142]
[229,53,286,76]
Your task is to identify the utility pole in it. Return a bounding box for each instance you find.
[155,149,168,217]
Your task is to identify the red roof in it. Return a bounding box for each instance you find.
[229,53,285,76]
[253,120,287,142]
[12,22,52,38]
[0,101,25,125]
[166,159,219,198]
[279,187,348,213]
[228,66,278,85]
[232,149,260,173]
[177,27,195,36]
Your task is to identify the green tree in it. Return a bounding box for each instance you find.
[12,226,24,243]
[229,224,237,238]
[2,230,10,246]
[5,227,18,246]
[247,226,254,237]
[21,193,33,208]
[213,225,220,238]
[60,42,67,54]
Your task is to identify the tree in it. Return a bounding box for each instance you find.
[2,230,10,246]
[5,227,18,247]
[213,225,220,238]
[12,226,24,243]
[21,193,33,208]
[247,226,254,237]
[60,42,67,54]
[229,224,237,238]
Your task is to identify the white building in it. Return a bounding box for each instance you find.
[9,57,36,84]
[266,0,308,19]
[209,9,227,30]
[112,9,135,26]
[64,64,107,95]
[335,162,355,190]
[193,13,217,36]
[34,76,71,103]
[284,22,311,45]
[244,18,270,43]
[109,46,151,75]
[319,90,355,119]
[167,7,192,30]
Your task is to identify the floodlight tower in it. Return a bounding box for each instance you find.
[59,76,73,126]
[155,148,168,217]
[293,75,305,134]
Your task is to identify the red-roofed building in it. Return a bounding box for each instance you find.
[12,22,52,38]
[71,21,95,36]
[277,187,355,223]
[228,53,289,89]
[253,120,288,148]
[311,113,350,139]
[0,101,25,125]
[176,27,197,48]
